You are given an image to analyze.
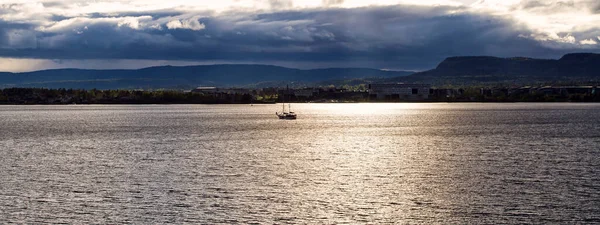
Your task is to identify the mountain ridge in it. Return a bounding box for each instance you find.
[3,53,600,89]
[388,53,600,85]
[0,64,413,89]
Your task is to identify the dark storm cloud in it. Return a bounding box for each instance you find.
[0,5,596,70]
[0,20,36,47]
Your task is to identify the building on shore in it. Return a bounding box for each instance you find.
[219,88,252,95]
[192,87,252,95]
[368,83,431,100]
[534,86,595,95]
[191,87,219,94]
[191,87,255,103]
[478,86,597,97]
[294,88,319,98]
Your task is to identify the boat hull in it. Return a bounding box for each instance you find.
[277,113,297,120]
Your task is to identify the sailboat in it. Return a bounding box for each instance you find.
[277,103,297,120]
[276,85,297,120]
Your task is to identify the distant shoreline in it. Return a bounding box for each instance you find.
[0,101,600,106]
[1,87,599,105]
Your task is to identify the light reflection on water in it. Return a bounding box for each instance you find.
[0,103,599,223]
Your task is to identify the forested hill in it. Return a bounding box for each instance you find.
[388,53,600,85]
[0,64,413,89]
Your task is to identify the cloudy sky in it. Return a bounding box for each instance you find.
[1,0,599,72]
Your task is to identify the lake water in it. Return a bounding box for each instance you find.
[0,103,599,224]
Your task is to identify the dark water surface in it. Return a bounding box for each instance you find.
[1,103,599,224]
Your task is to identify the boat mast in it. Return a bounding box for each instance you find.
[285,85,289,113]
[281,85,285,113]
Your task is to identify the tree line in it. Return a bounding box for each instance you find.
[0,88,255,104]
[0,87,599,104]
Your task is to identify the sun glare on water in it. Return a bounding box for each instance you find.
[308,103,433,115]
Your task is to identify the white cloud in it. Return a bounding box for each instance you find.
[166,20,183,29]
[117,17,142,29]
[471,0,600,45]
[523,32,578,46]
[0,0,467,20]
[166,17,205,30]
[37,16,153,32]
[580,39,598,45]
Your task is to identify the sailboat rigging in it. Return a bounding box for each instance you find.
[276,85,297,120]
